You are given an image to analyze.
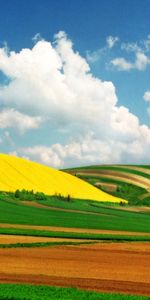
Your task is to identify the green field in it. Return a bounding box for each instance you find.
[0,284,149,300]
[0,194,150,232]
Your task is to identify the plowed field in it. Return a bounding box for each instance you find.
[0,242,150,296]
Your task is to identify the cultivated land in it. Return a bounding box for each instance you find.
[0,157,150,298]
[0,192,150,298]
[64,164,150,205]
[0,154,125,203]
[0,243,150,296]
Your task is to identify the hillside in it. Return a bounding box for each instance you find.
[0,154,125,203]
[64,165,150,205]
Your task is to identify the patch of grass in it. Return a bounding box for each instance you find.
[0,197,150,232]
[0,284,149,300]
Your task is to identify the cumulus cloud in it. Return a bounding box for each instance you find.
[0,31,150,167]
[0,109,42,133]
[17,125,150,168]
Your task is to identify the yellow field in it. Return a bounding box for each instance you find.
[0,154,126,203]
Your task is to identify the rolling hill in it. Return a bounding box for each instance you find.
[64,165,150,205]
[0,154,125,203]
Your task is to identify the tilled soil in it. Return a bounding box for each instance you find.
[0,242,150,295]
[0,234,94,244]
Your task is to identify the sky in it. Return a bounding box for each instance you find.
[0,0,150,168]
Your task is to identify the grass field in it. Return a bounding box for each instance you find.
[0,196,150,232]
[0,284,149,300]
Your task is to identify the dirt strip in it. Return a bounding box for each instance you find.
[0,242,150,295]
[0,274,150,296]
[0,223,150,236]
[0,235,95,244]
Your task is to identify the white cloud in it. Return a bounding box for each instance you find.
[111,52,150,71]
[86,36,119,63]
[86,49,103,63]
[0,32,150,166]
[18,125,150,168]
[135,52,150,70]
[0,109,42,133]
[121,42,141,53]
[106,36,119,48]
[111,57,133,71]
[32,33,43,43]
[111,35,150,72]
[122,35,150,53]
[144,91,150,102]
[144,91,150,116]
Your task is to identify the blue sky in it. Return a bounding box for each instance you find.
[0,0,150,167]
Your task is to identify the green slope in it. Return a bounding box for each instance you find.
[0,196,150,232]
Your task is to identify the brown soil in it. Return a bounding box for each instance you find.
[95,182,117,192]
[0,242,150,295]
[0,234,94,244]
[0,223,150,236]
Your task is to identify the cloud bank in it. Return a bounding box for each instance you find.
[0,31,150,167]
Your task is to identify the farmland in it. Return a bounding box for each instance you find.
[64,164,150,205]
[0,243,150,297]
[0,154,125,203]
[0,190,150,297]
[0,193,150,232]
[0,156,150,298]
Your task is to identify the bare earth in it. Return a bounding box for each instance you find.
[0,234,93,244]
[0,242,150,295]
[0,223,150,236]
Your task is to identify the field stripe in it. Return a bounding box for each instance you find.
[77,171,150,190]
[0,223,150,236]
[0,274,150,296]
